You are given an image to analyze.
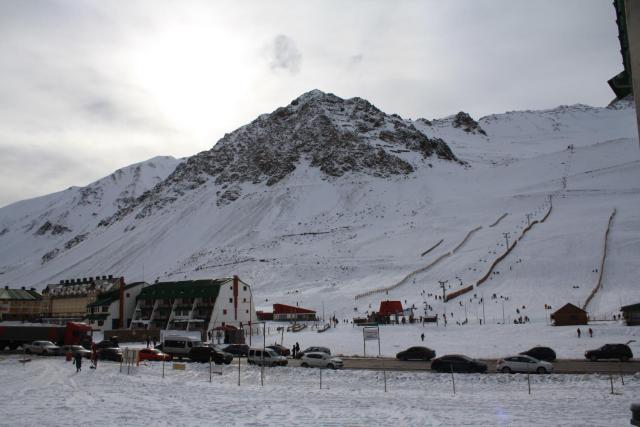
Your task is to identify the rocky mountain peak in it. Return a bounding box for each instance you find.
[100,91,459,225]
[451,112,487,135]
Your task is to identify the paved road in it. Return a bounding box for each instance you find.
[287,357,640,374]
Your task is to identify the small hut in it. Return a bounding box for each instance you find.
[620,303,640,326]
[550,303,588,326]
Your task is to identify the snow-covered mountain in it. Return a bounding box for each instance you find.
[0,91,638,323]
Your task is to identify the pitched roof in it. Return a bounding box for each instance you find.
[87,282,147,308]
[0,288,42,301]
[379,300,403,315]
[136,278,236,301]
[621,302,640,312]
[551,303,586,316]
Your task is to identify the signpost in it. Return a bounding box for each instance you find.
[363,326,380,357]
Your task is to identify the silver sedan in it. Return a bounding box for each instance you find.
[497,355,554,374]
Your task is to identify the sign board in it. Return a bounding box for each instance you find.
[363,327,379,340]
[173,363,186,371]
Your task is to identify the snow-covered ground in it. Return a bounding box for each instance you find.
[0,355,637,426]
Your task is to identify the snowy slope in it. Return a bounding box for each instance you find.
[0,156,181,284]
[0,91,637,324]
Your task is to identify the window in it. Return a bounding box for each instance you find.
[230,286,233,290]
[243,286,247,291]
[246,310,249,314]
[98,320,104,326]
[229,298,233,303]
[223,309,227,315]
[243,298,247,303]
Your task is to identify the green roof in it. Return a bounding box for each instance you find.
[87,282,147,308]
[136,279,235,301]
[0,288,42,301]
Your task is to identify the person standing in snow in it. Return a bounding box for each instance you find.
[577,328,581,338]
[421,333,425,342]
[74,352,82,373]
[588,328,593,338]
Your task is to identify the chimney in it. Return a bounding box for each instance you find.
[102,275,107,280]
[118,277,125,329]
[108,274,113,279]
[59,280,64,284]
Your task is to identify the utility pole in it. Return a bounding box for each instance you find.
[503,232,510,249]
[438,280,448,302]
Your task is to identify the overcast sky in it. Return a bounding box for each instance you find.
[0,0,623,207]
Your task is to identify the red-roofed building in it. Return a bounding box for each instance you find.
[378,300,403,316]
[273,303,317,321]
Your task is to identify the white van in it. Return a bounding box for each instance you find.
[162,336,203,358]
[247,348,288,366]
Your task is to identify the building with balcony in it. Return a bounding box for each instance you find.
[41,275,122,323]
[86,282,148,331]
[130,276,257,338]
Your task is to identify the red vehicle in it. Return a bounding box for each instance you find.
[138,348,172,362]
[0,322,92,350]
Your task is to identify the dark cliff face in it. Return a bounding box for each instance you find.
[100,90,459,224]
[451,112,487,135]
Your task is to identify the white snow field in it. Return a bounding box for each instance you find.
[0,355,637,427]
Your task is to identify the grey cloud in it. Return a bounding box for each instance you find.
[268,34,302,74]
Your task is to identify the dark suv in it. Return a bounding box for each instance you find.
[396,346,436,361]
[585,344,633,362]
[189,346,233,364]
[220,344,249,357]
[520,346,556,362]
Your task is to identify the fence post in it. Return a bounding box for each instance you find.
[610,372,614,394]
[620,363,625,386]
[450,365,456,395]
[209,356,212,383]
[238,352,241,386]
[162,358,165,379]
[320,368,322,390]
[383,359,387,393]
[527,372,531,395]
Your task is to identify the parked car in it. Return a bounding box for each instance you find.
[519,346,556,362]
[247,348,288,366]
[61,345,92,359]
[396,346,436,361]
[266,344,290,357]
[138,348,172,362]
[431,355,487,373]
[220,344,249,357]
[96,339,119,350]
[162,336,203,359]
[189,346,233,364]
[300,352,343,369]
[497,355,554,374]
[24,341,61,356]
[296,346,331,359]
[97,348,123,362]
[585,344,633,362]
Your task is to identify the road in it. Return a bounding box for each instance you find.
[287,356,640,374]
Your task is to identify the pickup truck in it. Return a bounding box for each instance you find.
[24,341,62,356]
